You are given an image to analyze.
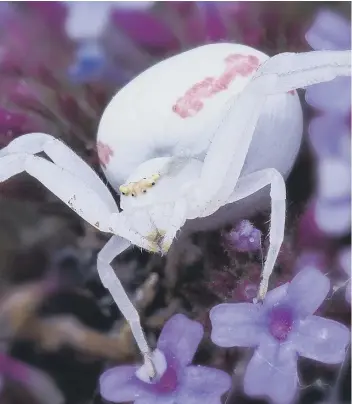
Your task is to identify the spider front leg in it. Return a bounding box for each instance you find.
[227,169,286,302]
[0,134,156,251]
[97,236,156,378]
[0,132,117,210]
[0,152,117,231]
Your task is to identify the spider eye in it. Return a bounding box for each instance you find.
[132,193,136,197]
[119,185,129,195]
[151,182,155,186]
[143,190,147,193]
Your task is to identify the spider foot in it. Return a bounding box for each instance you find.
[255,278,269,304]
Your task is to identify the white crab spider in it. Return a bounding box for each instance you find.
[0,43,350,378]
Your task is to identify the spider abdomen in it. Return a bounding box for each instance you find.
[97,43,303,229]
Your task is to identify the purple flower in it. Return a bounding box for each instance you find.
[210,268,350,404]
[99,314,231,403]
[305,10,351,237]
[223,220,262,253]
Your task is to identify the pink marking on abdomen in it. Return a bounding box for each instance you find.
[288,90,296,95]
[172,54,260,119]
[97,141,114,169]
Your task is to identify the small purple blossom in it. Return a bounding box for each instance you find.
[210,268,350,404]
[99,314,231,403]
[223,220,262,253]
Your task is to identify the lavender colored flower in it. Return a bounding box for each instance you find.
[210,268,350,404]
[223,219,262,253]
[100,314,231,403]
[305,10,351,237]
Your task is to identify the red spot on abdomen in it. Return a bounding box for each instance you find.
[97,141,113,169]
[288,90,296,95]
[173,54,260,118]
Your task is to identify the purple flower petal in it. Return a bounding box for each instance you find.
[305,77,351,115]
[172,394,222,404]
[210,303,262,347]
[28,2,68,33]
[317,158,351,201]
[133,366,231,404]
[65,2,114,40]
[308,115,350,159]
[99,365,143,403]
[111,9,179,51]
[157,314,203,368]
[244,335,298,404]
[200,2,227,42]
[339,247,351,277]
[314,198,351,237]
[305,9,351,50]
[182,365,231,396]
[287,268,330,317]
[225,220,262,253]
[263,283,289,308]
[135,396,175,404]
[292,315,350,364]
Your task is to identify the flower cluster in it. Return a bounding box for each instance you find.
[101,269,350,404]
[305,10,351,237]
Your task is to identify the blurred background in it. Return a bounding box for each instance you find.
[0,2,350,404]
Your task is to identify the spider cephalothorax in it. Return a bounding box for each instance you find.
[119,173,160,197]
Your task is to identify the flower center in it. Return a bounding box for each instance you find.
[136,349,179,395]
[151,360,179,394]
[268,305,294,342]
